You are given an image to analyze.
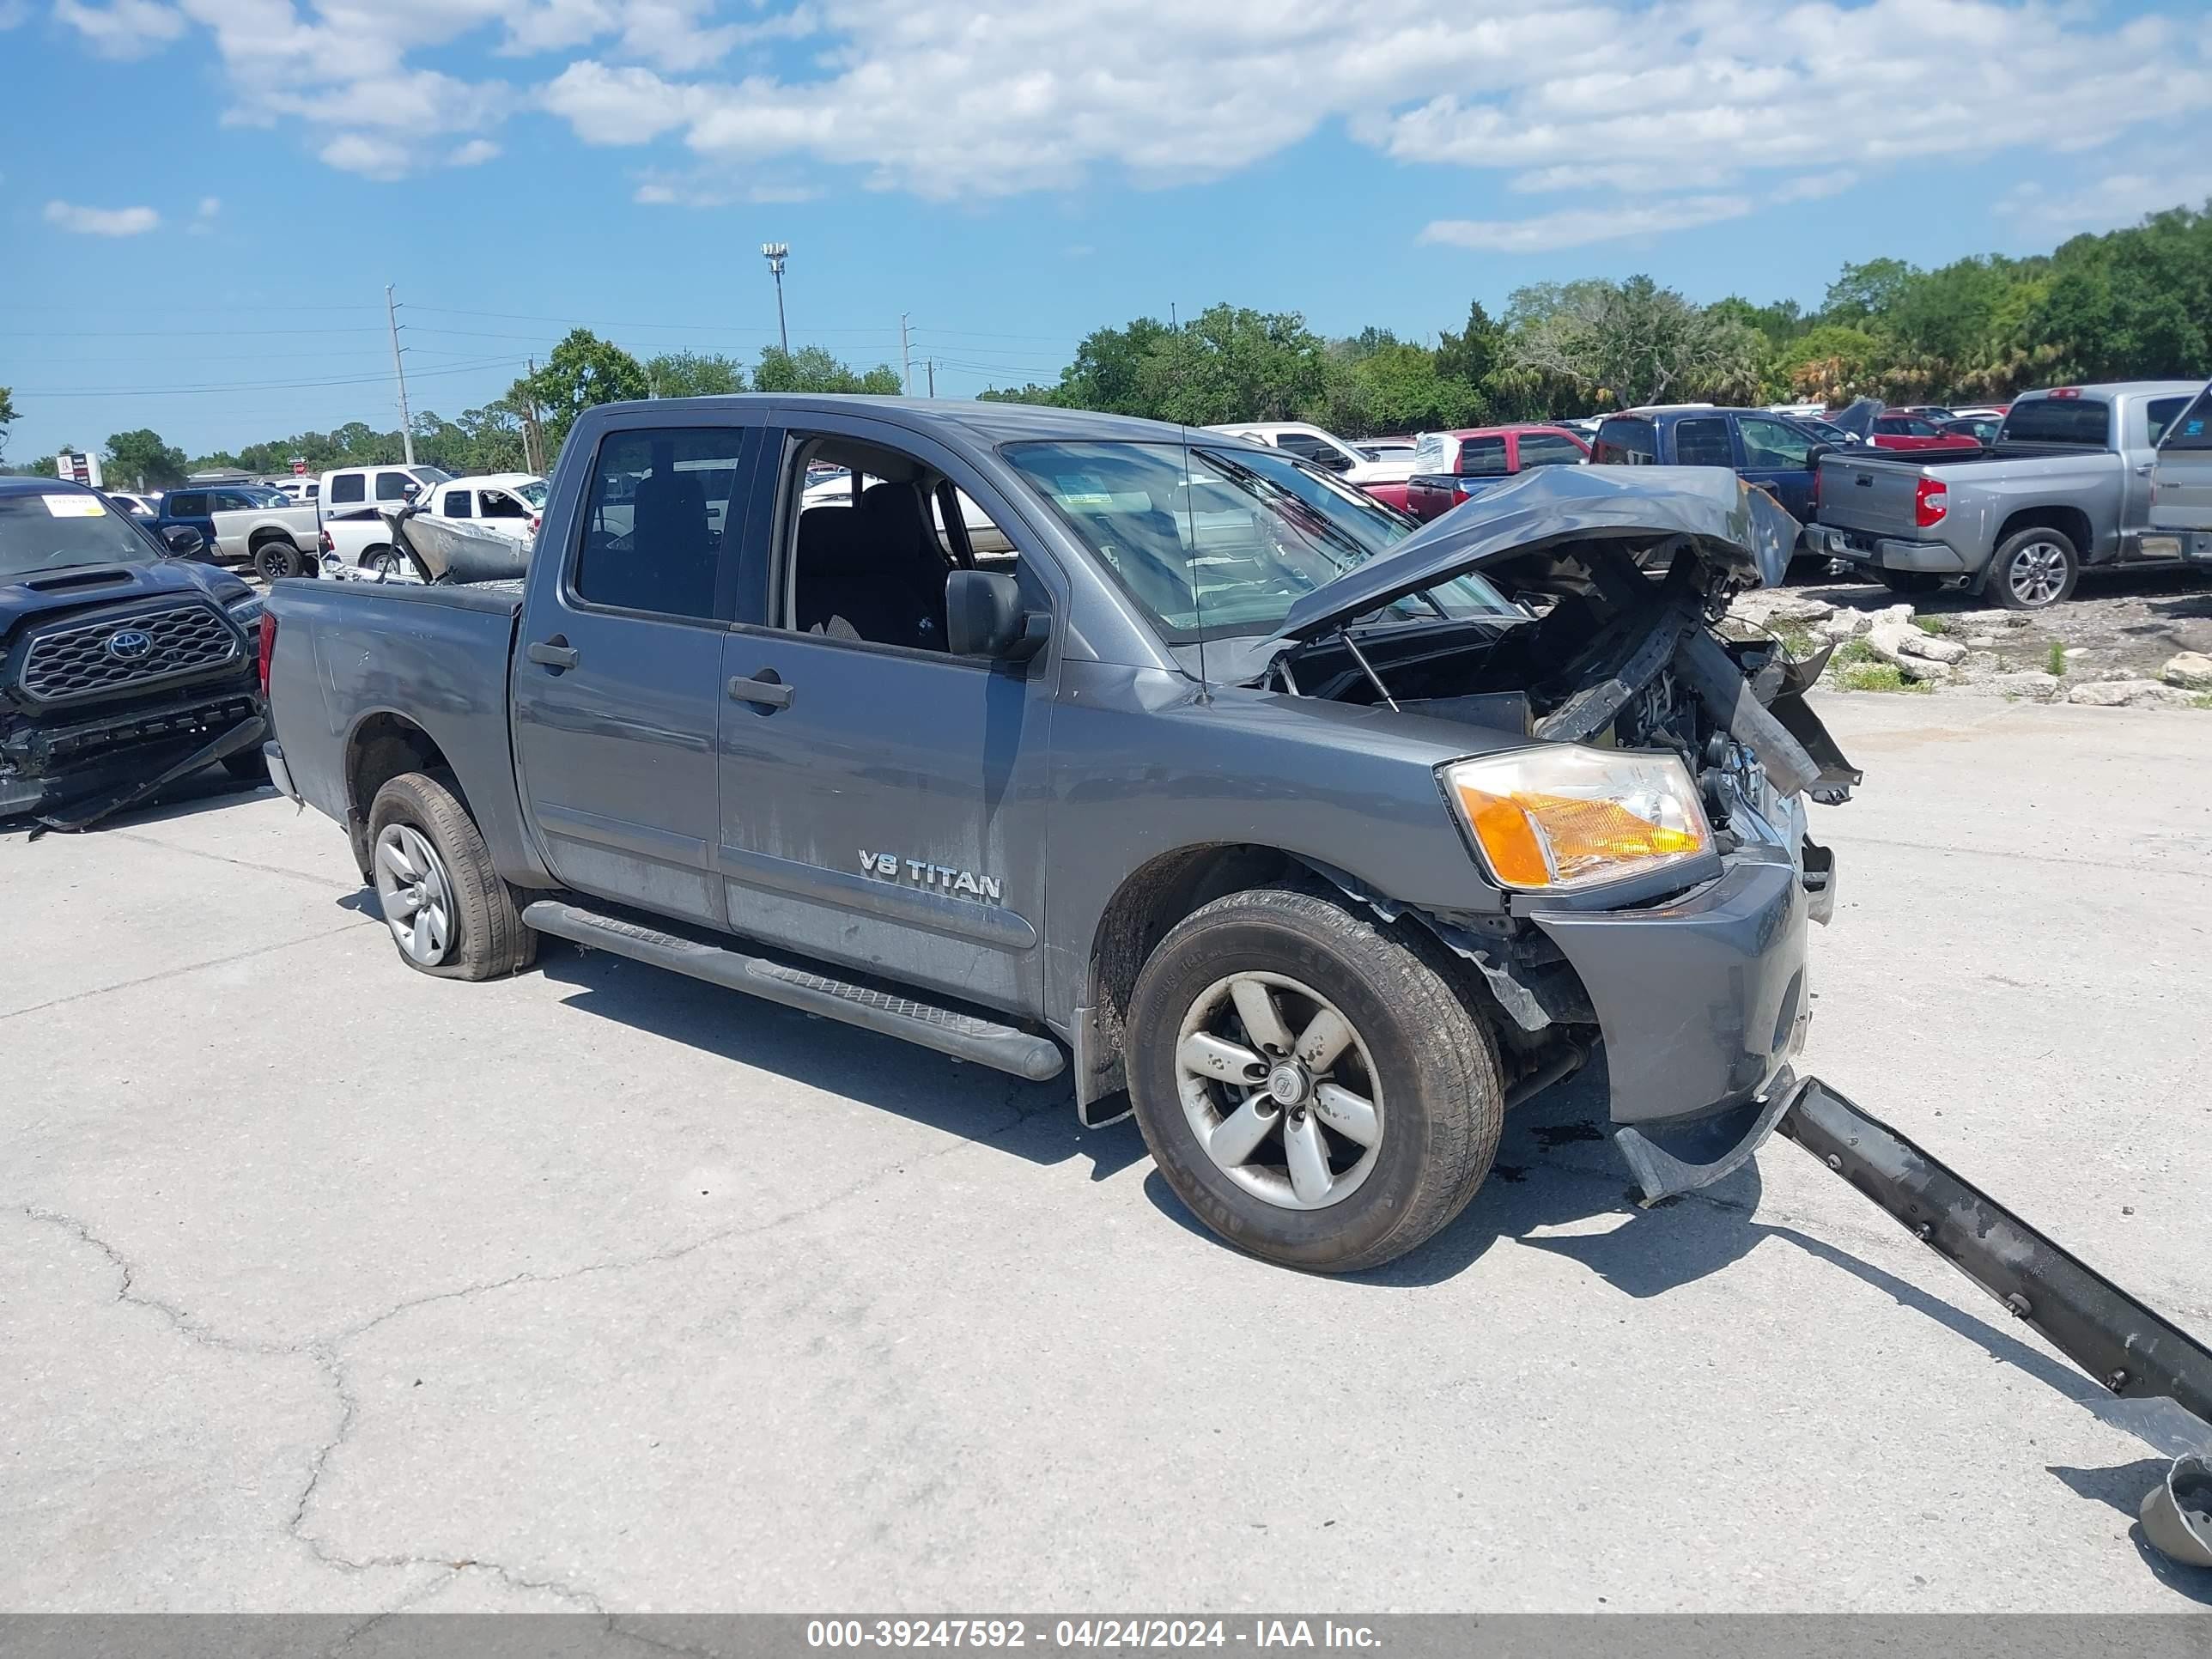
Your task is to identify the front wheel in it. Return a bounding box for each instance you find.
[1126,888,1504,1273]
[1990,526,2079,611]
[366,771,537,980]
[363,544,405,579]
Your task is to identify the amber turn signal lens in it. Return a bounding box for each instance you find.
[1443,750,1711,892]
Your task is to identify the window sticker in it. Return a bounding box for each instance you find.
[44,495,106,518]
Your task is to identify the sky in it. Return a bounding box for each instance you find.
[5,0,2212,463]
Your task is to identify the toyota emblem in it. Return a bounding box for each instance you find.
[106,629,154,662]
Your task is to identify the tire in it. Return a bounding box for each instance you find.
[252,539,303,581]
[1877,569,1943,594]
[1989,526,2079,611]
[222,749,268,781]
[363,545,404,579]
[366,771,537,981]
[1125,887,1504,1273]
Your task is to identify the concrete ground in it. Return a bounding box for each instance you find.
[3,693,2209,1613]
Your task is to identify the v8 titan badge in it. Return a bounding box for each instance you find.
[859,849,1003,902]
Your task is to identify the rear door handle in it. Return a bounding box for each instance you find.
[526,637,579,671]
[727,672,793,710]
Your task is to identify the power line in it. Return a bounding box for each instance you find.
[15,357,527,398]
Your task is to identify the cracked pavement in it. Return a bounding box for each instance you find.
[3,696,2209,1613]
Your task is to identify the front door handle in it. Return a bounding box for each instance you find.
[727,671,793,710]
[526,637,579,672]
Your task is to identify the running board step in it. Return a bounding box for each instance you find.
[522,900,1066,1083]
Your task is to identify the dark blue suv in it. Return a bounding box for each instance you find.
[1591,407,1826,524]
[152,483,282,563]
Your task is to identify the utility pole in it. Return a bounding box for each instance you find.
[522,356,542,475]
[386,283,415,465]
[901,313,912,396]
[761,244,790,356]
[927,359,935,398]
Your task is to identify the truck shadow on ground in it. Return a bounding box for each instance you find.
[2,766,267,842]
[535,941,1147,1182]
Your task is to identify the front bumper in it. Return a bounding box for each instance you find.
[1,684,262,820]
[1530,845,1814,1128]
[1814,526,1971,574]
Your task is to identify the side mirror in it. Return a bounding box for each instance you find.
[161,525,207,558]
[946,568,1047,661]
[1806,445,1833,470]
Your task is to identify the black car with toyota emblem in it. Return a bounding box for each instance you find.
[1,477,268,831]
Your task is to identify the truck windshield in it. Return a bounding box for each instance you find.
[0,492,158,579]
[2002,398,2111,447]
[1004,440,1515,641]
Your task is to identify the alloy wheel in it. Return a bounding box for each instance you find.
[373,822,456,966]
[2007,540,2069,607]
[1174,970,1383,1211]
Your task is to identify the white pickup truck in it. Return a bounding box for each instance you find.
[1808,380,2203,610]
[214,462,454,580]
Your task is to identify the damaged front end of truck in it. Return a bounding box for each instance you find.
[1257,466,1857,1196]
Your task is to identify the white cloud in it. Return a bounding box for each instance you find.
[43,199,160,235]
[196,194,220,216]
[186,194,220,233]
[1998,169,2212,238]
[39,0,2212,227]
[629,168,819,205]
[52,0,184,58]
[1420,194,1752,253]
[448,137,501,165]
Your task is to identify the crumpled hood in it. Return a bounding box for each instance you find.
[1273,465,1802,641]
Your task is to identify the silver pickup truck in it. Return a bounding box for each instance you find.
[1809,380,2204,610]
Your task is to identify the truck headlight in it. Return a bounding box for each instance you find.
[1443,747,1711,892]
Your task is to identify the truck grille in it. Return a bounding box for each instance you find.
[17,603,241,706]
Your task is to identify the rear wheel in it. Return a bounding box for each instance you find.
[1126,887,1503,1273]
[1990,526,2079,611]
[366,771,536,980]
[252,539,304,581]
[364,544,405,579]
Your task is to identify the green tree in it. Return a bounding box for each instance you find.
[1055,317,1175,414]
[1319,340,1482,435]
[975,383,1066,405]
[0,386,15,462]
[1777,324,1887,404]
[1433,300,1505,388]
[644,351,747,398]
[752,344,901,394]
[1821,258,1918,325]
[1135,305,1332,426]
[1507,276,1763,408]
[103,428,189,489]
[514,329,650,457]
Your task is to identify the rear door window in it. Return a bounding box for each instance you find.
[443,488,472,518]
[1457,437,1508,477]
[327,472,365,505]
[1673,418,1735,467]
[1593,419,1656,465]
[2003,398,2112,447]
[166,491,208,518]
[572,427,752,622]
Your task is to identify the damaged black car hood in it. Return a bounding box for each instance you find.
[1273,465,1801,642]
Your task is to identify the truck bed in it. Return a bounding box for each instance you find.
[264,576,537,879]
[1815,444,2110,543]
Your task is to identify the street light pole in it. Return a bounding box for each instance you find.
[901,313,912,396]
[762,243,790,356]
[386,283,416,465]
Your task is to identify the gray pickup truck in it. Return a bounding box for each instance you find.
[1810,380,2205,609]
[261,397,1859,1272]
